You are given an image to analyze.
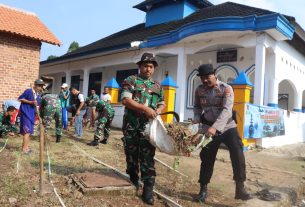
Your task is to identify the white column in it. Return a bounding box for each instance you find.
[65,70,71,87]
[51,79,55,94]
[82,69,90,98]
[267,79,279,107]
[254,34,266,106]
[175,47,187,122]
[293,90,303,112]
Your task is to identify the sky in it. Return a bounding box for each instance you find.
[1,0,304,61]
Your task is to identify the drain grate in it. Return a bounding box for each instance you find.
[70,171,135,196]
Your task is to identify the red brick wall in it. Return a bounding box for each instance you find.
[0,32,41,106]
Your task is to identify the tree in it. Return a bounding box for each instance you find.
[67,41,80,53]
[47,55,58,60]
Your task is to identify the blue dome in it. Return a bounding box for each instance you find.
[231,71,253,87]
[105,78,120,89]
[161,76,178,88]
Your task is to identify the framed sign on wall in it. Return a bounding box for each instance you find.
[217,49,237,63]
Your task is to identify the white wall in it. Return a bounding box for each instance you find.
[182,47,255,121]
[52,73,64,94]
[276,41,305,93]
[259,110,305,148]
[111,105,125,128]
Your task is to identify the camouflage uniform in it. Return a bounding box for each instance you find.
[121,75,165,181]
[0,112,17,137]
[88,94,100,128]
[88,94,99,107]
[93,100,115,141]
[39,94,62,139]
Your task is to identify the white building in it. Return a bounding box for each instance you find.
[40,0,305,148]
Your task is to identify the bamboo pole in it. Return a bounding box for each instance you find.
[31,84,45,195]
[154,157,188,178]
[116,142,188,178]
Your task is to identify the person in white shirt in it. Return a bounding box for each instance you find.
[70,87,86,138]
[100,87,111,104]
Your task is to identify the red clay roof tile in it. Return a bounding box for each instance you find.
[0,4,61,45]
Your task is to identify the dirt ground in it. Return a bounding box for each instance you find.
[0,128,304,207]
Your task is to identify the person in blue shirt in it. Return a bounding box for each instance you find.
[18,79,45,154]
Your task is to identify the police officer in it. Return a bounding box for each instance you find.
[0,106,18,137]
[121,53,165,205]
[88,99,115,146]
[40,92,62,142]
[193,64,251,202]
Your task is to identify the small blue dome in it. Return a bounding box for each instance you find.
[105,78,120,89]
[161,76,178,88]
[231,71,253,87]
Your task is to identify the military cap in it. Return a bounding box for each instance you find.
[197,64,215,76]
[34,79,45,85]
[136,52,158,67]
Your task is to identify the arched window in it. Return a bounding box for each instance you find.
[278,79,297,111]
[187,69,201,108]
[245,64,255,84]
[245,65,255,103]
[302,90,305,113]
[187,64,239,108]
[215,65,239,84]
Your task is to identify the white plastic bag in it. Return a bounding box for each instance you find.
[145,116,177,155]
[187,123,199,135]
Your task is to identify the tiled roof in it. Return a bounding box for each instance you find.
[41,2,296,64]
[0,4,61,45]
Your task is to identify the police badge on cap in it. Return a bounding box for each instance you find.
[136,53,158,67]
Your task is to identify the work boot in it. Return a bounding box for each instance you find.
[100,138,108,144]
[142,179,155,205]
[129,173,141,190]
[235,181,252,200]
[56,135,61,143]
[87,139,99,146]
[193,184,208,202]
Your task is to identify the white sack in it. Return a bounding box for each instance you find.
[145,116,177,155]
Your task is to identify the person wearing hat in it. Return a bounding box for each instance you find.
[121,52,165,205]
[192,64,251,202]
[59,83,70,130]
[18,79,45,154]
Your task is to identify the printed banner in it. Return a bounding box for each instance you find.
[244,103,285,139]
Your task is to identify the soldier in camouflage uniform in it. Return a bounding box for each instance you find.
[88,89,100,128]
[39,93,62,143]
[121,53,165,205]
[0,106,18,138]
[88,99,115,146]
[193,64,251,203]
